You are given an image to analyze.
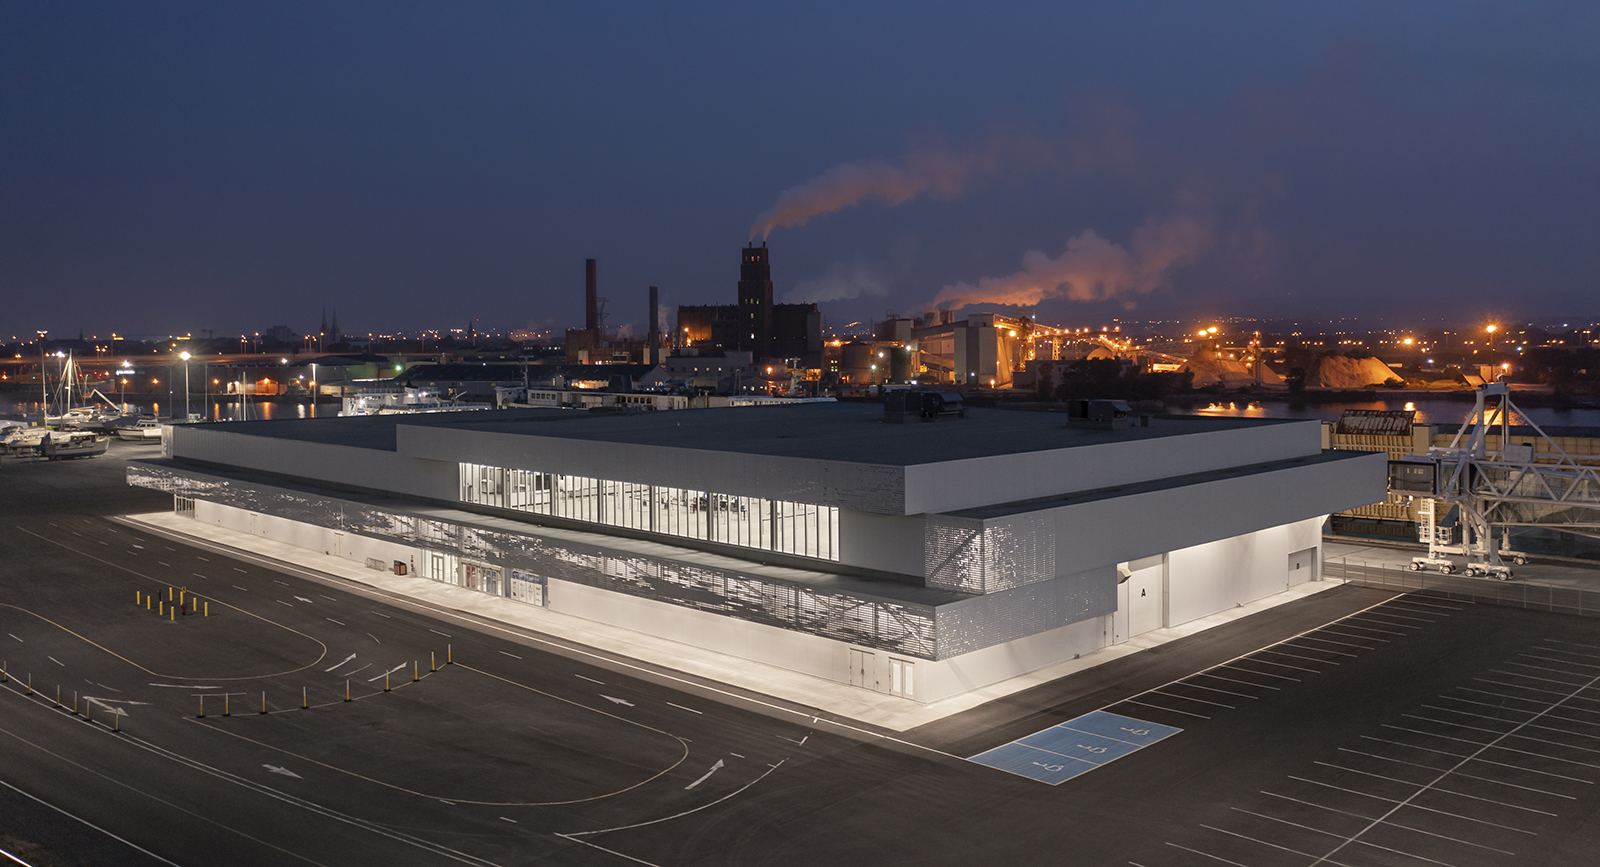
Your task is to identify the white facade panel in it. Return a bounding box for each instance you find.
[1166,517,1323,626]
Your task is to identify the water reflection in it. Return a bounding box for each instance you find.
[0,395,338,423]
[1174,397,1600,429]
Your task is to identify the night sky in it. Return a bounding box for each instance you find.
[3,2,1597,339]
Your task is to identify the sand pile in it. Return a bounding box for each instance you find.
[1184,348,1284,388]
[1305,355,1402,388]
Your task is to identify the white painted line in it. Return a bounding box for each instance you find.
[1123,698,1210,719]
[275,600,293,607]
[498,651,522,659]
[429,629,451,637]
[272,579,289,586]
[233,567,247,573]
[192,573,206,580]
[293,596,315,605]
[667,702,702,715]
[1193,671,1281,691]
[196,556,210,562]
[1319,628,1391,643]
[1163,842,1249,867]
[1384,597,1466,611]
[7,634,21,643]
[730,753,745,759]
[151,683,219,689]
[366,633,381,644]
[232,585,248,592]
[131,544,144,549]
[1492,667,1587,688]
[499,816,517,824]
[575,674,604,685]
[1363,735,1595,783]
[157,561,170,567]
[319,595,337,602]
[1151,689,1234,709]
[1287,776,1537,834]
[684,759,723,790]
[1519,653,1600,671]
[324,653,357,672]
[1219,663,1300,681]
[370,611,390,618]
[1311,761,1558,815]
[1260,790,1517,854]
[48,657,64,667]
[326,618,345,626]
[1171,680,1257,700]
[1197,824,1322,862]
[601,695,635,707]
[1402,713,1509,736]
[1254,649,1339,666]
[1544,638,1600,650]
[0,779,184,867]
[1296,635,1374,651]
[1236,656,1318,673]
[564,759,786,838]
[366,664,405,683]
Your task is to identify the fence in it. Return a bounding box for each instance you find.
[1326,557,1600,619]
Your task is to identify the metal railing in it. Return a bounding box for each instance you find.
[1325,557,1600,619]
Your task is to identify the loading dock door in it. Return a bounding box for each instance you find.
[848,648,873,689]
[1288,548,1317,586]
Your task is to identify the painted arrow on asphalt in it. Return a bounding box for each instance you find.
[600,695,634,707]
[324,653,357,672]
[684,759,724,790]
[263,765,302,779]
[294,596,315,604]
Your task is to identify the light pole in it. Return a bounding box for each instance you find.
[1486,324,1498,353]
[37,330,47,422]
[180,351,192,421]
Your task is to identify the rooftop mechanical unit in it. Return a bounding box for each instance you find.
[884,390,966,423]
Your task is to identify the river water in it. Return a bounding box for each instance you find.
[0,394,341,423]
[1167,397,1600,431]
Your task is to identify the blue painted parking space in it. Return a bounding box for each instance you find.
[969,711,1181,785]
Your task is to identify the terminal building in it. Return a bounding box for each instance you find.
[127,403,1386,703]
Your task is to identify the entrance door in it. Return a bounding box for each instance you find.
[888,658,915,699]
[1127,565,1163,637]
[430,553,446,582]
[1288,548,1317,586]
[848,648,873,689]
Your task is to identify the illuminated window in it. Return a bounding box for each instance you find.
[458,463,838,561]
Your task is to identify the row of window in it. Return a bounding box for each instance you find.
[459,463,840,561]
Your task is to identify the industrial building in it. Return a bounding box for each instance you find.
[128,403,1384,703]
[677,244,823,366]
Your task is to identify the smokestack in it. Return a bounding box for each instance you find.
[585,259,598,332]
[648,285,660,364]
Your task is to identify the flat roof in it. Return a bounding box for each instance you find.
[200,403,1302,465]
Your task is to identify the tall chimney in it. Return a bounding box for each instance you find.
[585,259,599,332]
[647,285,660,364]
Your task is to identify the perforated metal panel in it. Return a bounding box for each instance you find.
[129,463,939,659]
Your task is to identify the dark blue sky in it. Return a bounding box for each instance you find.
[3,2,1597,339]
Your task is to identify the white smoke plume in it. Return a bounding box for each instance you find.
[934,215,1212,309]
[750,149,990,240]
[787,260,891,304]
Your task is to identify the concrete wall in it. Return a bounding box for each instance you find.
[1166,516,1324,626]
[839,510,925,577]
[170,425,458,500]
[904,420,1323,515]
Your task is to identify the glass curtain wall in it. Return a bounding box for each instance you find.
[460,463,839,561]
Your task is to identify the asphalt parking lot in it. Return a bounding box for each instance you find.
[5,445,1600,866]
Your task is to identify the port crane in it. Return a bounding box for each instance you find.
[1406,382,1600,579]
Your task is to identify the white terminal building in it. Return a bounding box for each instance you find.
[128,403,1386,703]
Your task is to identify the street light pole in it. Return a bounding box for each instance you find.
[180,351,192,421]
[37,330,48,422]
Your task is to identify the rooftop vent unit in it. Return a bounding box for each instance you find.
[1066,398,1143,431]
[884,390,966,423]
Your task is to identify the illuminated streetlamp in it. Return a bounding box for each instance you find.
[1486,324,1498,352]
[179,351,192,420]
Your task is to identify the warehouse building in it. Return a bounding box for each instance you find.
[128,403,1385,703]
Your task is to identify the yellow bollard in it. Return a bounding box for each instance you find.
[159,601,165,616]
[413,661,418,682]
[198,695,205,718]
[56,686,61,707]
[72,692,78,715]
[135,590,140,605]
[26,674,32,695]
[431,651,436,672]
[261,691,267,715]
[180,588,186,606]
[114,714,119,733]
[169,606,175,621]
[168,587,173,601]
[345,680,350,702]
[447,644,452,665]
[384,673,390,692]
[302,687,307,709]
[224,694,230,716]
[204,601,209,617]
[146,595,151,611]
